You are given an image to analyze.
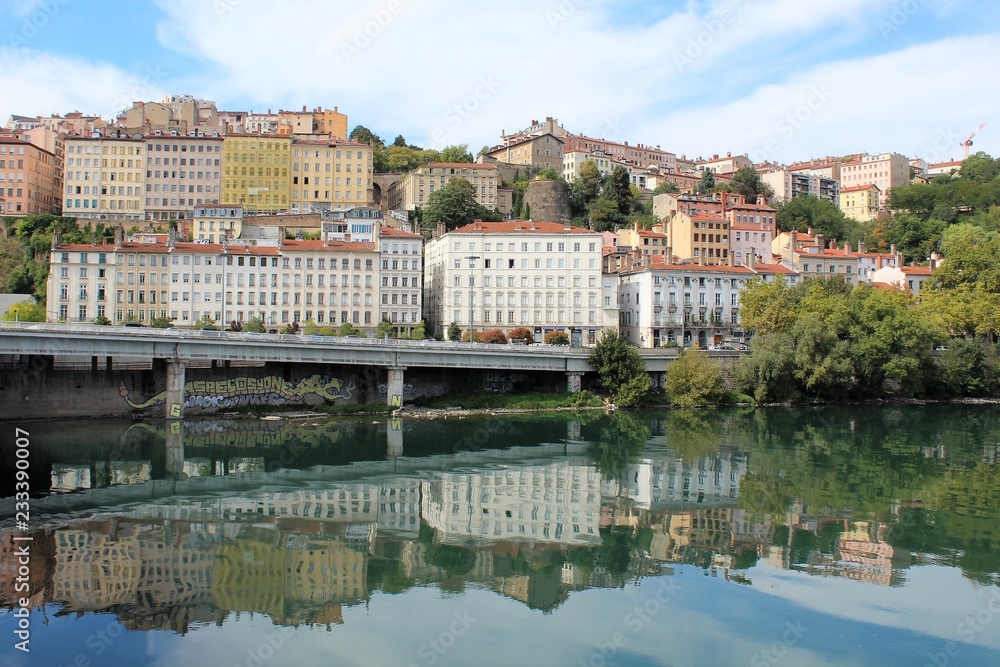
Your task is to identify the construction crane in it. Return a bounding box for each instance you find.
[961,122,987,159]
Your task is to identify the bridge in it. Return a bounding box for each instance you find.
[0,323,742,418]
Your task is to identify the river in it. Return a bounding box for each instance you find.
[1,406,998,666]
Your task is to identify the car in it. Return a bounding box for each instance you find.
[123,322,145,328]
[935,345,948,351]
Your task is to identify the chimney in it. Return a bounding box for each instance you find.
[748,251,756,269]
[789,229,797,250]
[727,252,734,267]
[815,234,824,250]
[890,243,897,256]
[114,225,124,248]
[858,240,866,254]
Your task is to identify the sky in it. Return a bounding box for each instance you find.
[1,0,999,166]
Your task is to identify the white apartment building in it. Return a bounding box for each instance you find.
[760,168,840,205]
[423,220,605,344]
[420,461,603,547]
[48,232,393,329]
[618,257,755,348]
[602,452,749,509]
[378,226,424,334]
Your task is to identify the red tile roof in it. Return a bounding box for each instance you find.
[901,265,933,276]
[840,184,880,193]
[450,221,596,234]
[379,227,422,238]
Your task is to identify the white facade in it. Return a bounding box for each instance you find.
[618,260,755,348]
[47,232,408,330]
[602,452,749,509]
[378,228,424,333]
[420,461,603,547]
[423,221,605,344]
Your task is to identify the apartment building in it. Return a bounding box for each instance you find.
[63,132,145,220]
[48,231,381,328]
[289,139,373,213]
[221,134,292,212]
[616,223,669,257]
[723,193,776,266]
[423,220,605,344]
[871,264,934,294]
[482,132,564,171]
[562,135,677,173]
[840,184,881,222]
[840,153,909,206]
[378,226,424,335]
[143,131,223,220]
[277,106,348,141]
[760,168,840,205]
[189,204,243,243]
[0,136,61,215]
[562,147,615,182]
[388,162,500,212]
[696,153,752,175]
[618,257,754,348]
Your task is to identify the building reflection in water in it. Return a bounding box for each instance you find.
[0,436,927,635]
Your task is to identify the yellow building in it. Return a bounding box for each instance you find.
[63,133,145,220]
[277,106,348,140]
[388,162,499,212]
[840,183,881,222]
[222,134,291,212]
[666,211,730,264]
[290,139,373,213]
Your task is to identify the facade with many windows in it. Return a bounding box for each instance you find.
[143,131,223,220]
[617,257,754,348]
[424,220,605,344]
[378,227,423,335]
[289,140,373,213]
[0,136,61,215]
[63,133,145,220]
[48,232,394,329]
[221,134,291,212]
[388,163,499,212]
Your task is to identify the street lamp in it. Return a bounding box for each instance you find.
[465,255,480,342]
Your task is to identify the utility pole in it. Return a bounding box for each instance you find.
[465,255,480,342]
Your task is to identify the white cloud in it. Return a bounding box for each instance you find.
[0,48,168,121]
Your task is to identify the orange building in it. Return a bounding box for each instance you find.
[0,136,61,215]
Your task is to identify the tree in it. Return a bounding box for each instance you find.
[775,194,860,242]
[393,135,407,147]
[535,167,561,181]
[193,314,217,330]
[665,349,724,406]
[377,319,394,338]
[508,327,533,342]
[733,332,798,402]
[439,144,473,163]
[589,331,651,407]
[479,329,508,344]
[588,197,625,232]
[447,322,462,341]
[698,170,715,195]
[719,166,774,203]
[338,321,363,336]
[1,298,44,322]
[243,317,266,333]
[229,319,243,332]
[652,181,680,195]
[92,314,112,326]
[411,320,426,340]
[422,178,502,230]
[544,330,569,345]
[607,166,635,215]
[279,321,300,334]
[150,315,172,328]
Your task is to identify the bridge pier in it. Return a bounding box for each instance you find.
[387,418,403,458]
[165,421,186,479]
[166,361,186,419]
[566,372,584,393]
[386,366,406,408]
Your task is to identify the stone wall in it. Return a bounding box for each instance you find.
[522,179,572,223]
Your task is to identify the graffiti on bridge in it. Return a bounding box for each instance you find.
[119,374,354,411]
